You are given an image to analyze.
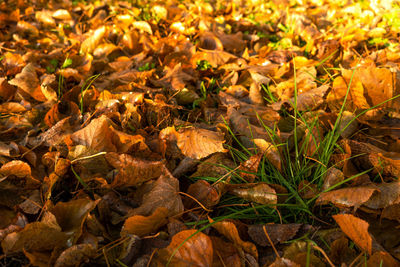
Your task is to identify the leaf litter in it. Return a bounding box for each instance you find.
[1,0,400,266]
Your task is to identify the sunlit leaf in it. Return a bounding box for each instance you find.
[122,207,168,237]
[155,229,213,267]
[210,218,258,259]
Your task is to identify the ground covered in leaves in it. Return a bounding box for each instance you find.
[1,0,400,266]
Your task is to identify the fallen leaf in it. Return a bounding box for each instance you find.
[210,219,258,259]
[49,198,98,243]
[333,214,372,255]
[80,25,107,54]
[9,63,46,101]
[227,183,277,206]
[160,126,227,159]
[54,243,96,267]
[130,170,184,217]
[185,180,220,209]
[105,152,165,187]
[316,185,378,209]
[155,229,213,267]
[69,115,116,154]
[210,236,241,267]
[248,224,302,246]
[1,222,68,253]
[122,207,168,237]
[367,251,400,267]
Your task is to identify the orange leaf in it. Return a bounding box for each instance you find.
[122,207,168,237]
[210,219,258,259]
[105,152,165,187]
[316,186,378,209]
[156,229,213,267]
[333,214,372,255]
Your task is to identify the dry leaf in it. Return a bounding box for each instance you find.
[160,126,227,159]
[122,207,168,237]
[155,229,213,267]
[227,183,277,205]
[105,152,165,187]
[9,63,46,101]
[54,244,96,267]
[130,170,184,217]
[80,26,107,54]
[69,115,116,154]
[248,224,302,246]
[210,219,258,259]
[49,198,98,243]
[1,222,68,253]
[333,214,372,255]
[210,236,241,267]
[316,185,378,209]
[185,180,220,209]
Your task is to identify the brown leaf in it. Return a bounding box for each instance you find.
[210,236,241,267]
[382,203,400,222]
[364,181,400,209]
[248,224,302,246]
[321,168,344,191]
[329,237,356,265]
[8,63,46,101]
[298,180,318,199]
[367,251,400,267]
[2,52,24,76]
[210,219,258,259]
[269,257,301,267]
[105,152,165,187]
[80,25,107,54]
[316,185,378,209]
[132,21,153,35]
[49,198,98,244]
[328,67,400,111]
[192,50,237,68]
[54,244,96,267]
[131,170,184,217]
[185,180,220,209]
[0,160,31,178]
[155,229,213,267]
[238,153,263,182]
[1,222,68,253]
[333,214,372,255]
[227,107,273,142]
[160,126,227,159]
[227,183,277,205]
[69,115,116,154]
[44,101,80,127]
[122,207,168,237]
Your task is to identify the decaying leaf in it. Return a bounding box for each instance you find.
[80,26,107,54]
[105,152,165,187]
[122,207,168,237]
[210,236,242,267]
[8,63,46,101]
[1,222,68,253]
[248,224,302,246]
[54,244,96,267]
[226,183,277,205]
[49,198,98,243]
[333,214,373,255]
[130,170,184,217]
[210,219,258,259]
[160,126,227,159]
[155,229,213,267]
[316,185,378,209]
[185,180,220,209]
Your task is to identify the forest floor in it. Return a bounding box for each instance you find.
[1,0,400,266]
